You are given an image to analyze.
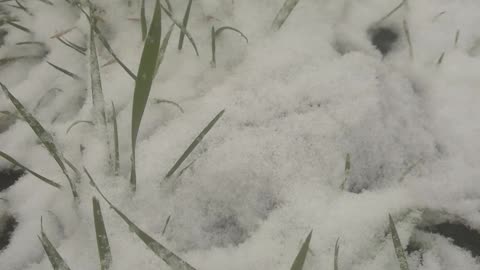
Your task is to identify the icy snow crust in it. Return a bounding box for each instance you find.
[1,0,480,269]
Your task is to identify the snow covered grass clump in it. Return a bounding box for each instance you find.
[1,0,480,269]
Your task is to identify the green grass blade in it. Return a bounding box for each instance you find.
[164,0,172,11]
[57,37,85,55]
[0,82,78,199]
[178,0,192,50]
[162,215,171,235]
[210,26,216,67]
[111,102,119,176]
[272,0,300,31]
[131,0,163,191]
[160,4,199,56]
[93,197,112,270]
[140,0,147,40]
[0,151,62,189]
[454,30,460,47]
[66,120,94,134]
[403,20,414,60]
[374,0,406,25]
[85,169,197,270]
[290,230,313,270]
[39,219,72,270]
[47,61,81,80]
[334,238,340,270]
[34,88,64,113]
[152,98,184,113]
[155,23,175,74]
[388,214,410,270]
[6,21,31,33]
[211,26,248,67]
[340,153,350,190]
[165,109,224,179]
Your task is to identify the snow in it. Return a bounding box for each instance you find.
[0,0,480,269]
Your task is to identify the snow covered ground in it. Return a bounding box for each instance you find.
[1,0,480,269]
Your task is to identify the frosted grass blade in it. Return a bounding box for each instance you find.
[0,83,78,199]
[85,169,197,270]
[39,219,72,270]
[178,0,192,50]
[6,21,31,33]
[164,0,172,11]
[155,23,175,74]
[34,88,64,113]
[160,3,199,56]
[340,153,350,190]
[47,61,81,80]
[389,215,410,270]
[375,0,406,25]
[210,26,216,67]
[215,26,248,42]
[93,197,112,270]
[66,120,94,134]
[140,0,147,40]
[111,102,119,175]
[334,238,340,270]
[152,98,184,113]
[290,231,312,270]
[57,37,85,55]
[165,109,224,179]
[131,0,162,191]
[403,20,414,60]
[211,26,248,67]
[272,0,300,31]
[162,215,171,235]
[0,151,62,189]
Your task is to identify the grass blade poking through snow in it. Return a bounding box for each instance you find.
[155,23,175,75]
[389,214,410,270]
[93,197,112,270]
[165,109,225,179]
[178,0,192,50]
[211,26,248,67]
[85,169,197,270]
[131,0,162,191]
[66,120,94,134]
[0,151,62,189]
[403,20,414,60]
[141,0,147,41]
[340,153,350,190]
[160,3,199,56]
[0,83,78,200]
[47,61,81,80]
[290,230,313,270]
[272,0,301,31]
[334,238,340,270]
[111,102,119,176]
[39,218,72,270]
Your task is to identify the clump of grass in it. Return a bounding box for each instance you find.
[0,151,62,189]
[388,214,410,270]
[271,0,301,31]
[39,218,72,270]
[210,26,248,68]
[85,168,197,270]
[165,109,225,179]
[131,0,163,191]
[66,120,94,134]
[47,61,81,80]
[0,82,78,200]
[93,197,112,270]
[178,0,192,51]
[290,230,313,270]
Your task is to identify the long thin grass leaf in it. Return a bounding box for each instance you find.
[131,0,162,191]
[272,0,301,31]
[178,0,192,50]
[57,37,85,55]
[34,88,64,113]
[16,41,44,45]
[210,26,216,67]
[152,98,184,113]
[47,61,81,80]
[7,21,31,33]
[0,151,61,189]
[403,20,414,60]
[85,169,197,270]
[211,26,248,67]
[160,3,199,56]
[375,0,406,25]
[454,30,460,47]
[39,219,72,270]
[155,23,175,74]
[66,120,94,134]
[0,83,78,199]
[165,109,224,179]
[111,102,119,176]
[140,0,147,40]
[290,231,313,270]
[340,153,350,190]
[334,238,340,270]
[388,214,410,270]
[162,215,171,235]
[93,197,112,270]
[15,0,33,16]
[215,26,248,43]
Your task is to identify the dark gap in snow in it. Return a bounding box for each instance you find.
[423,222,480,257]
[0,169,25,192]
[0,214,17,251]
[369,27,398,56]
